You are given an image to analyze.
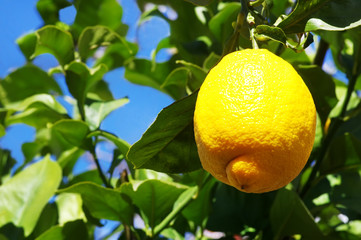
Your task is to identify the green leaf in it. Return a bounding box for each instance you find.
[55,193,86,226]
[203,52,221,71]
[36,220,88,240]
[85,97,129,130]
[182,177,217,227]
[16,33,37,61]
[276,0,361,33]
[270,189,325,239]
[51,120,91,150]
[87,79,114,101]
[65,61,108,119]
[183,0,214,6]
[161,68,188,100]
[5,94,68,129]
[154,186,198,235]
[208,2,242,44]
[175,60,206,91]
[0,156,62,236]
[72,0,124,39]
[95,42,138,71]
[78,26,135,62]
[207,183,275,234]
[125,59,176,98]
[33,26,74,66]
[58,182,133,224]
[321,133,361,175]
[255,25,287,45]
[28,203,58,239]
[120,179,188,230]
[127,91,201,173]
[36,0,72,25]
[330,171,361,215]
[0,65,62,104]
[0,125,5,138]
[57,147,84,176]
[0,149,16,180]
[296,65,338,126]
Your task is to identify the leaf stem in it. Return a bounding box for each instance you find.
[90,146,112,188]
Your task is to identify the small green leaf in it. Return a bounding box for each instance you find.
[276,0,361,33]
[0,156,62,236]
[0,149,16,180]
[36,0,71,25]
[0,65,62,104]
[57,147,84,176]
[78,26,134,62]
[55,193,87,226]
[208,2,242,44]
[95,42,138,71]
[58,182,133,224]
[296,65,338,126]
[270,189,325,239]
[51,120,91,150]
[127,91,201,173]
[176,60,207,91]
[161,68,188,100]
[120,179,188,230]
[255,25,287,45]
[65,61,108,119]
[36,220,88,240]
[124,59,175,97]
[85,97,129,130]
[5,94,68,129]
[33,26,75,66]
[16,33,37,61]
[72,0,124,39]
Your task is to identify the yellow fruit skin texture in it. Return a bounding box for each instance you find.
[194,49,316,193]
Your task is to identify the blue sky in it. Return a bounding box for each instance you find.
[0,0,174,171]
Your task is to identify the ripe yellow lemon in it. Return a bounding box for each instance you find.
[194,49,316,193]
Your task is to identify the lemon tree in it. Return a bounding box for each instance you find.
[1,0,361,239]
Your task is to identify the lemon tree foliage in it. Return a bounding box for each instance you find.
[0,0,361,239]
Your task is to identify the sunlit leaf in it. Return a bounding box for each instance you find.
[127,92,201,173]
[55,193,87,226]
[120,179,188,230]
[85,97,129,130]
[65,61,108,119]
[33,26,74,66]
[0,65,62,104]
[0,156,62,236]
[58,182,133,224]
[51,119,91,150]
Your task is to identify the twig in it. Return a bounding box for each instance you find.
[90,147,113,188]
[313,38,329,67]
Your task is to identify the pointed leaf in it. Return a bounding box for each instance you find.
[85,97,129,130]
[16,33,37,61]
[55,193,86,226]
[127,92,201,173]
[276,0,361,33]
[270,189,325,239]
[78,26,135,62]
[120,179,188,229]
[255,25,287,45]
[58,182,133,224]
[51,120,91,150]
[0,65,62,104]
[0,156,62,236]
[33,26,74,66]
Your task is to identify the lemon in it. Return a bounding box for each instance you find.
[194,49,316,193]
